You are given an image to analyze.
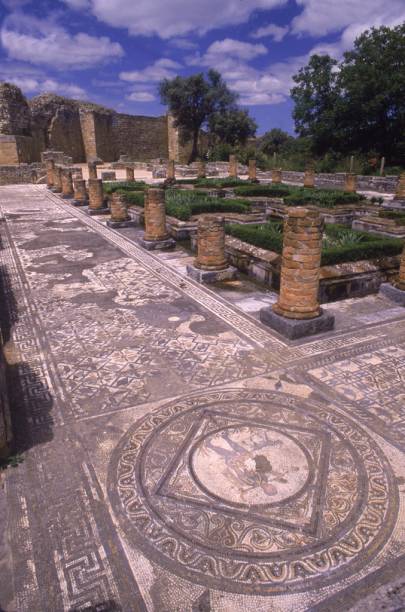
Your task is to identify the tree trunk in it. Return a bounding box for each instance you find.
[189,128,199,164]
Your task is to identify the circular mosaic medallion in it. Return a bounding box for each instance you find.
[108,390,398,595]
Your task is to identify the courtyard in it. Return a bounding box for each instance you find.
[0,179,404,611]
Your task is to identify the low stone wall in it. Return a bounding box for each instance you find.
[257,170,398,193]
[0,164,42,185]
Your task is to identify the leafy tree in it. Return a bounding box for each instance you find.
[291,54,340,156]
[159,70,237,162]
[208,109,257,147]
[291,24,405,164]
[337,24,405,163]
[259,128,294,156]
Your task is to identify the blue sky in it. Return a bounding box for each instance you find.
[0,0,404,135]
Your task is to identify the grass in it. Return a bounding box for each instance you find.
[225,221,403,265]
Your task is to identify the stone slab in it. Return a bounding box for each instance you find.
[71,199,88,207]
[106,219,137,229]
[85,206,110,216]
[379,283,405,306]
[140,237,176,251]
[259,307,335,339]
[186,264,237,284]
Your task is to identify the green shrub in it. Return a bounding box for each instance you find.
[103,181,147,194]
[165,189,251,220]
[196,178,245,188]
[122,191,145,207]
[225,222,283,253]
[284,189,364,208]
[233,184,291,197]
[321,240,403,265]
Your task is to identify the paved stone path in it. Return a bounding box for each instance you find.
[0,185,405,611]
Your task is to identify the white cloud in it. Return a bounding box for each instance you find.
[292,0,405,37]
[127,91,156,102]
[65,0,287,38]
[251,23,288,41]
[1,13,124,70]
[0,62,87,97]
[202,39,268,61]
[120,58,181,83]
[63,0,91,8]
[169,38,198,50]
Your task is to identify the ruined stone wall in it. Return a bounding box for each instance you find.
[112,114,168,160]
[48,107,85,161]
[278,170,398,194]
[0,163,41,185]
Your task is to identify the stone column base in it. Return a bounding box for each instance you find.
[61,193,74,200]
[51,188,61,193]
[140,237,176,251]
[379,283,405,305]
[260,307,335,340]
[85,206,109,216]
[106,219,137,229]
[72,199,88,207]
[186,264,237,284]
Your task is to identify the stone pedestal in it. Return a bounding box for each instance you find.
[186,216,236,283]
[46,159,54,189]
[304,170,315,188]
[344,173,357,193]
[88,162,98,180]
[61,170,74,199]
[73,179,88,206]
[379,244,405,305]
[197,161,206,179]
[126,167,135,181]
[140,188,175,250]
[229,155,238,178]
[260,207,334,338]
[272,169,282,184]
[107,193,136,228]
[248,159,258,182]
[52,166,62,193]
[87,178,108,215]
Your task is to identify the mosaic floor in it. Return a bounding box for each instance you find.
[0,185,404,611]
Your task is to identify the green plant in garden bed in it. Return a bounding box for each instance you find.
[225,221,403,265]
[103,181,148,194]
[283,189,365,208]
[165,189,251,221]
[195,178,246,188]
[121,191,145,207]
[233,184,291,197]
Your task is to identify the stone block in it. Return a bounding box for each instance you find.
[187,264,237,283]
[379,283,405,305]
[260,307,335,339]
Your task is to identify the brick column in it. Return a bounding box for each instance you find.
[272,169,282,184]
[52,166,62,193]
[46,159,54,189]
[304,170,315,188]
[73,179,88,205]
[88,179,105,211]
[195,216,228,271]
[395,172,405,199]
[275,208,323,319]
[397,245,405,291]
[110,192,129,222]
[344,173,357,193]
[141,188,174,250]
[248,159,257,181]
[126,167,135,181]
[167,160,175,180]
[88,162,98,180]
[260,208,334,337]
[197,160,206,179]
[229,155,238,178]
[61,169,74,198]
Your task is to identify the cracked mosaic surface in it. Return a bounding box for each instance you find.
[0,185,404,612]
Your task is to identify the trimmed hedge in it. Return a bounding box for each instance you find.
[121,191,145,207]
[103,181,147,194]
[283,189,365,208]
[233,184,291,197]
[379,211,405,226]
[225,221,403,266]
